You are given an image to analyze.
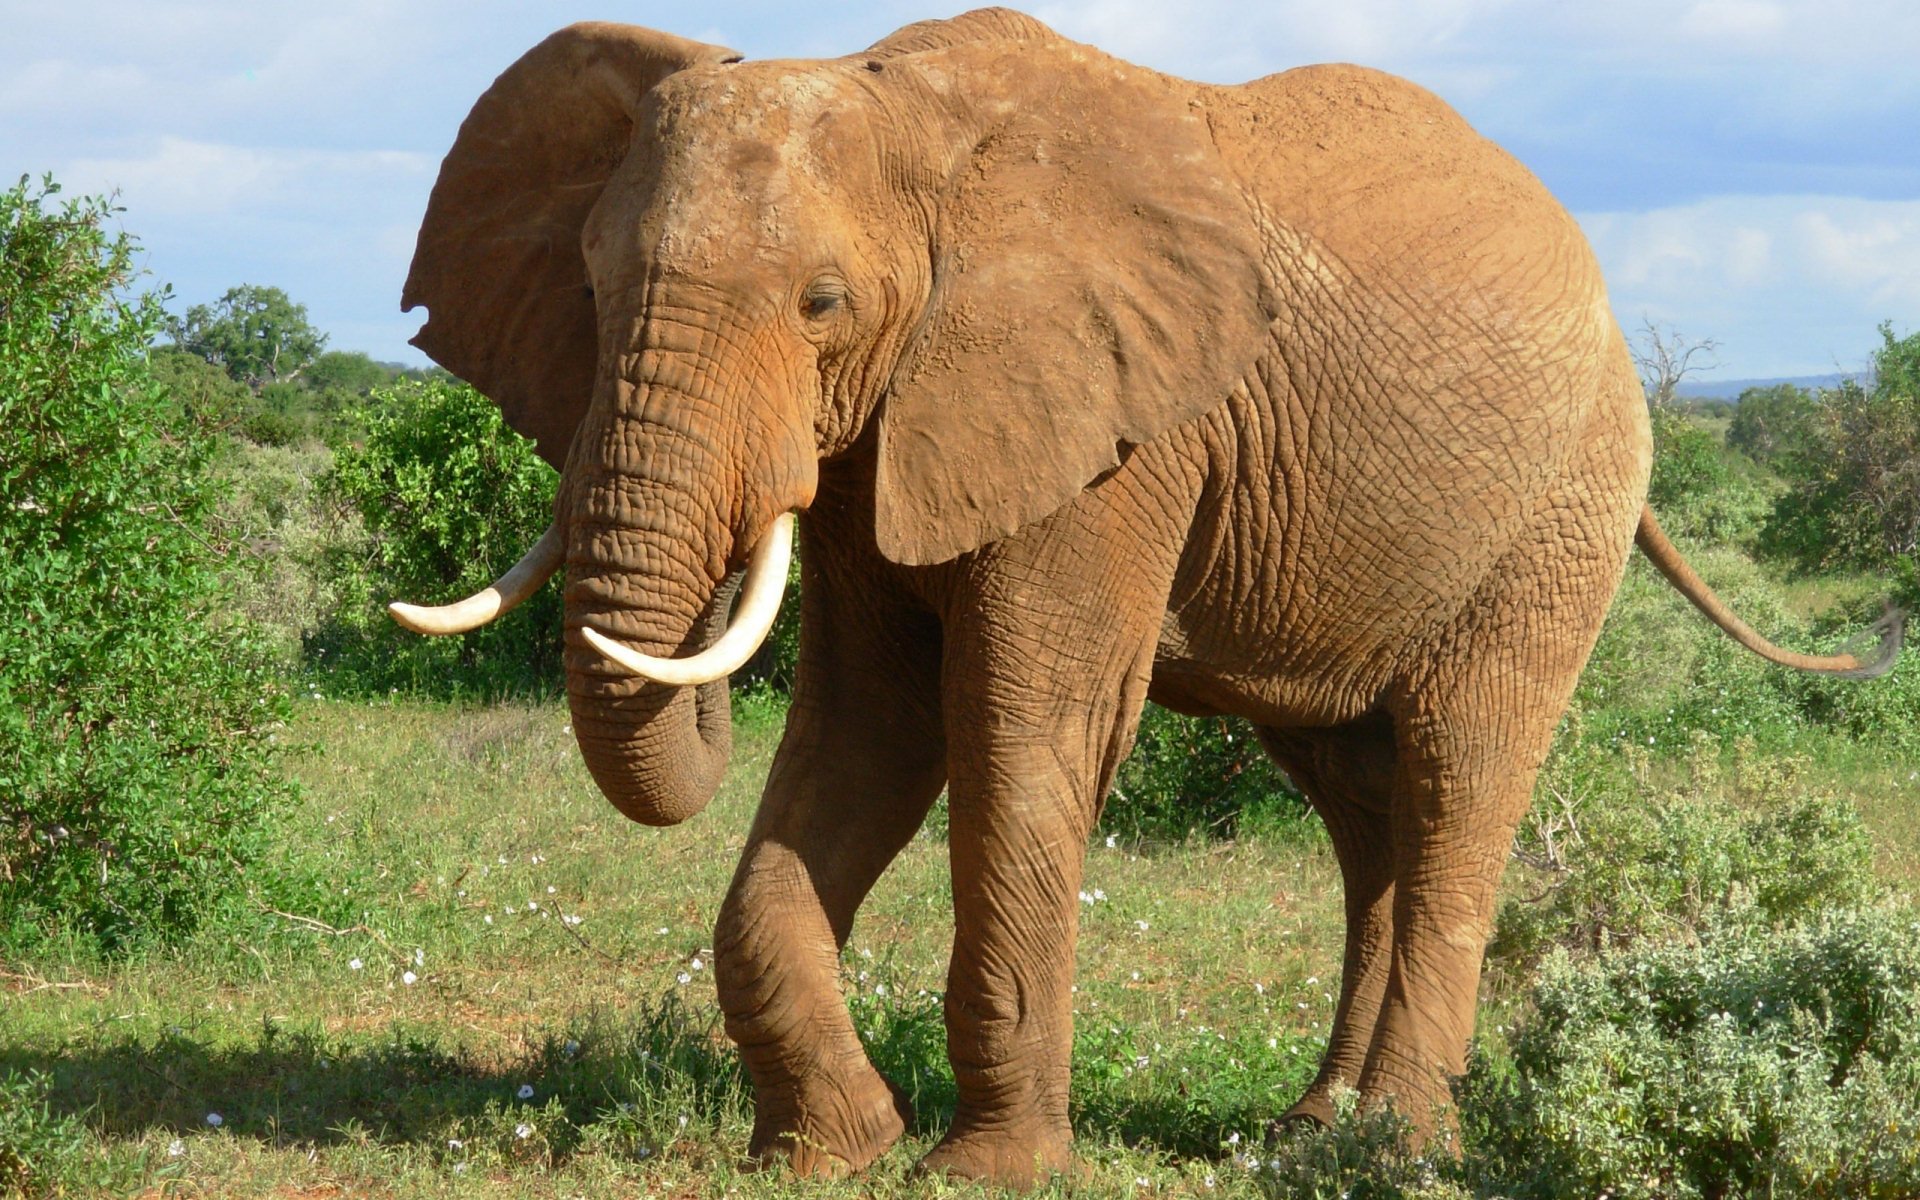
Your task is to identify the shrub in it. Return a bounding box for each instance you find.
[731,551,802,696]
[310,377,563,697]
[1647,405,1775,548]
[1259,1091,1471,1200]
[304,349,396,396]
[1104,704,1310,843]
[1759,324,1920,572]
[1468,905,1920,1199]
[1493,731,1878,972]
[0,177,295,954]
[210,439,351,665]
[146,345,249,429]
[1727,382,1819,472]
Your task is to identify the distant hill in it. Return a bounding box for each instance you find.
[1676,373,1863,401]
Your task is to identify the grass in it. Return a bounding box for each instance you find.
[1,693,1346,1197]
[8,526,1917,1195]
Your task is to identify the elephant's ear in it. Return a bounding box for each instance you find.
[402,24,740,469]
[871,40,1275,566]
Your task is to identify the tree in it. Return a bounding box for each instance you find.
[1727,382,1818,472]
[1631,319,1720,409]
[0,177,295,953]
[1760,323,1920,571]
[170,283,327,387]
[304,349,396,395]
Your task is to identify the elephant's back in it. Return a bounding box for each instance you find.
[1202,64,1579,281]
[1172,65,1644,700]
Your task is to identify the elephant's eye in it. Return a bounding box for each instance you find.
[799,283,845,322]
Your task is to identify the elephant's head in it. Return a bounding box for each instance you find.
[389,9,1275,825]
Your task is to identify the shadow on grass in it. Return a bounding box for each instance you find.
[5,985,1317,1163]
[0,993,744,1158]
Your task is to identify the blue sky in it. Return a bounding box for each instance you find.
[5,0,1917,379]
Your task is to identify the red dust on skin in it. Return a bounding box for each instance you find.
[395,7,1901,1190]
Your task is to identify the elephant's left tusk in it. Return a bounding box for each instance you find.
[388,522,565,635]
[580,512,795,687]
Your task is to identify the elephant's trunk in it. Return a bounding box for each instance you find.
[561,371,749,826]
[567,611,737,827]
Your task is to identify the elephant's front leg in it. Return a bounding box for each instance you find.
[919,532,1176,1188]
[714,590,946,1177]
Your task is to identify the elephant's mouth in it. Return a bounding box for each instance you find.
[384,511,795,688]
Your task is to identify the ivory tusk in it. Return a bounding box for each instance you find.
[580,512,795,687]
[388,522,565,635]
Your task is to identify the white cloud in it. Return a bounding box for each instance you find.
[1679,0,1789,41]
[65,137,432,219]
[1580,195,1920,376]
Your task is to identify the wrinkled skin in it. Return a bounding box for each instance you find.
[402,8,1672,1187]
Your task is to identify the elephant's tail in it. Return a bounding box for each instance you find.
[1635,506,1904,679]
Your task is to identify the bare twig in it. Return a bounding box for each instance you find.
[558,916,624,965]
[0,967,102,995]
[252,898,403,963]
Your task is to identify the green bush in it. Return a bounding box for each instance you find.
[0,177,295,954]
[1493,732,1878,972]
[732,551,802,696]
[1258,1092,1470,1200]
[1571,541,1919,758]
[1104,704,1310,843]
[1759,325,1920,573]
[310,377,563,698]
[1468,905,1920,1199]
[1647,405,1775,548]
[146,345,250,429]
[1727,382,1819,473]
[208,439,351,666]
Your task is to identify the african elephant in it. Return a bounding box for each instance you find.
[388,8,1901,1186]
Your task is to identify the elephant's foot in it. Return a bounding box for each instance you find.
[1277,1088,1337,1129]
[744,1068,911,1178]
[915,1122,1071,1191]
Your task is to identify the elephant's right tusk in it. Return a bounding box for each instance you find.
[580,512,794,687]
[388,522,565,635]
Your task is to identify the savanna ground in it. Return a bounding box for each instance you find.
[8,556,1920,1198]
[3,691,1349,1197]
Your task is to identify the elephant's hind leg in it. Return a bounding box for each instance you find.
[1256,717,1398,1127]
[714,577,946,1177]
[1359,481,1637,1136]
